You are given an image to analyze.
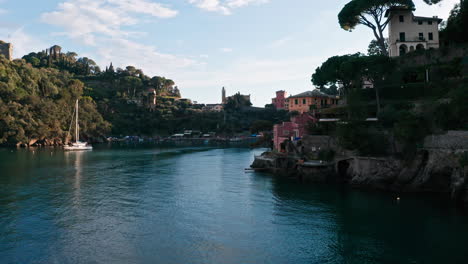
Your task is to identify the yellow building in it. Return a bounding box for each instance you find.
[286,90,339,113]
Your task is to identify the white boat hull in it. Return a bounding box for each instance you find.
[64,142,93,151]
[65,100,93,151]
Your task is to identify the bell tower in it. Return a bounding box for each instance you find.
[222,87,226,104]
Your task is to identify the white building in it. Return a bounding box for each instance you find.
[202,104,224,112]
[386,7,442,57]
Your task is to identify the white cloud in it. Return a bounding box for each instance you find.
[0,9,7,14]
[270,36,293,48]
[95,38,199,76]
[0,27,46,58]
[176,55,327,105]
[39,0,198,79]
[108,0,178,18]
[41,0,177,45]
[413,0,458,21]
[220,47,233,53]
[188,0,269,15]
[188,0,231,15]
[226,0,269,8]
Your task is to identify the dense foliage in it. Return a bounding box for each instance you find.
[338,0,415,55]
[0,45,291,145]
[441,0,468,44]
[0,56,110,146]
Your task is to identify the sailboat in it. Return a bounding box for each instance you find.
[64,99,93,151]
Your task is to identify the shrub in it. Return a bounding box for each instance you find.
[337,122,389,156]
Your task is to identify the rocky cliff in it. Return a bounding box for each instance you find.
[252,131,468,203]
[338,150,468,202]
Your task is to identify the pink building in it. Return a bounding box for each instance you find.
[271,90,287,110]
[273,113,316,151]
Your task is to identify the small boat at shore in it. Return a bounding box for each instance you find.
[64,99,93,151]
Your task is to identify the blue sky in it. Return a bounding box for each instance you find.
[0,0,459,106]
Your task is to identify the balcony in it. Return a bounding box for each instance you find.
[396,37,426,43]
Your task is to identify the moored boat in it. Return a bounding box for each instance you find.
[64,99,93,151]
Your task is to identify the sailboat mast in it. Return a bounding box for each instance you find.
[75,99,79,143]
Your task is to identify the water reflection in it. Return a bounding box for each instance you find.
[1,147,468,264]
[64,151,85,203]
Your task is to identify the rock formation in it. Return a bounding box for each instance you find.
[251,131,468,203]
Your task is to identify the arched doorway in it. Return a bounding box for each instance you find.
[337,160,351,181]
[399,44,408,56]
[416,44,425,51]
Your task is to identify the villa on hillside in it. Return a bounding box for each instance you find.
[202,104,224,112]
[386,6,442,57]
[286,90,339,114]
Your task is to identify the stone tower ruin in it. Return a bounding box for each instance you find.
[0,41,13,61]
[222,87,226,104]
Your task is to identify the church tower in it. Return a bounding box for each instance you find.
[222,87,226,104]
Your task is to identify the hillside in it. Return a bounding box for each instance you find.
[0,56,110,146]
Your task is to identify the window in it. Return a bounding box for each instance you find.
[419,33,424,40]
[303,99,306,104]
[418,21,423,25]
[399,32,406,42]
[295,99,298,105]
[283,130,289,136]
[428,32,433,40]
[399,15,404,22]
[428,21,433,25]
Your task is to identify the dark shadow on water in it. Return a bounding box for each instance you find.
[262,172,468,264]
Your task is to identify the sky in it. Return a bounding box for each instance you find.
[0,0,459,106]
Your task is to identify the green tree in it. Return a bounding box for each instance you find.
[367,39,389,56]
[441,1,468,43]
[338,0,415,56]
[250,120,273,133]
[312,53,364,96]
[361,55,395,113]
[225,93,252,110]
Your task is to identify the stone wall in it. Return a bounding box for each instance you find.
[338,150,467,199]
[300,135,338,154]
[423,131,468,150]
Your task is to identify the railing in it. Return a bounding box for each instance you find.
[396,37,427,42]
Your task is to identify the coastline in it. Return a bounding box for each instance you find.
[251,132,468,204]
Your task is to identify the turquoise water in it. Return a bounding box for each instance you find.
[1,146,467,264]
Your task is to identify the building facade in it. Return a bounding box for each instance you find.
[0,41,13,61]
[386,7,442,57]
[271,90,287,110]
[146,88,157,110]
[273,113,316,151]
[286,90,339,114]
[203,104,224,112]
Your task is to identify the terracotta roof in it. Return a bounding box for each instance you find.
[384,6,443,23]
[384,6,415,17]
[414,16,443,23]
[288,90,336,99]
